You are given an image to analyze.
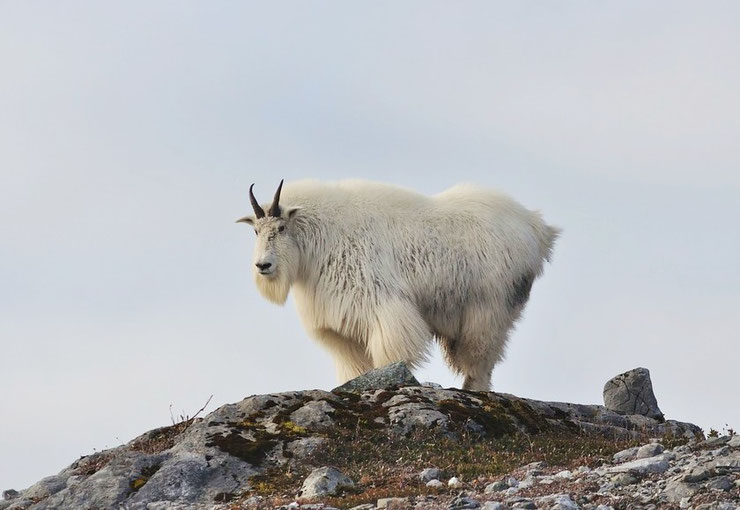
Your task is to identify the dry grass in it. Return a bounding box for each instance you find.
[233,425,686,509]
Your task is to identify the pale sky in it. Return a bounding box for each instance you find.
[1,1,739,492]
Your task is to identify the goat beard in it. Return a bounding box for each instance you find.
[254,261,297,305]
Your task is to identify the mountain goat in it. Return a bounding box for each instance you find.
[237,179,559,391]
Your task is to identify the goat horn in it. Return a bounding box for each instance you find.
[249,183,265,219]
[268,179,284,217]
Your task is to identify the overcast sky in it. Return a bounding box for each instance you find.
[1,1,739,491]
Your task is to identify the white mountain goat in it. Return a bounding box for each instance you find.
[237,179,559,391]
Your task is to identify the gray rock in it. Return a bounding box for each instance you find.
[663,479,699,503]
[703,435,732,447]
[242,496,264,506]
[517,475,535,489]
[606,454,671,475]
[611,472,638,486]
[1,491,18,502]
[550,494,579,510]
[713,446,732,457]
[481,504,505,510]
[5,499,33,510]
[700,504,738,510]
[603,367,664,421]
[449,495,481,509]
[510,499,536,509]
[333,362,419,393]
[299,466,354,499]
[285,437,327,459]
[419,467,443,482]
[712,453,740,471]
[388,403,448,436]
[290,400,335,429]
[706,476,733,491]
[22,476,67,502]
[522,461,547,477]
[376,497,407,508]
[612,447,639,463]
[348,505,376,510]
[426,479,444,488]
[484,481,509,493]
[682,467,711,483]
[636,443,664,459]
[728,435,740,448]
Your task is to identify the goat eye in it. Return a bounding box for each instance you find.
[278,225,285,232]
[254,229,258,235]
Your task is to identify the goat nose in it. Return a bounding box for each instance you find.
[256,262,272,270]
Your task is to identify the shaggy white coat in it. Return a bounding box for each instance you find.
[239,179,559,390]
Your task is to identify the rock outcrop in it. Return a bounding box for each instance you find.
[4,366,728,510]
[332,362,420,393]
[602,367,664,421]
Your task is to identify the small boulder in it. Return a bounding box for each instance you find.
[613,446,639,463]
[419,467,443,482]
[606,454,670,475]
[332,362,419,393]
[449,495,481,509]
[663,478,700,503]
[22,475,67,502]
[611,472,638,487]
[635,442,664,459]
[509,498,536,509]
[482,504,505,510]
[551,494,579,510]
[706,476,733,491]
[2,490,18,501]
[377,497,407,508]
[285,437,327,459]
[299,466,354,498]
[603,367,664,421]
[290,400,335,429]
[682,467,710,483]
[484,481,509,493]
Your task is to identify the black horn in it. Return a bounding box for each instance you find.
[249,183,265,218]
[268,179,284,217]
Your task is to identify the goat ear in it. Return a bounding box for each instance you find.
[286,207,301,219]
[236,215,255,225]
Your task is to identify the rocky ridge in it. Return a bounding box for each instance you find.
[3,365,735,510]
